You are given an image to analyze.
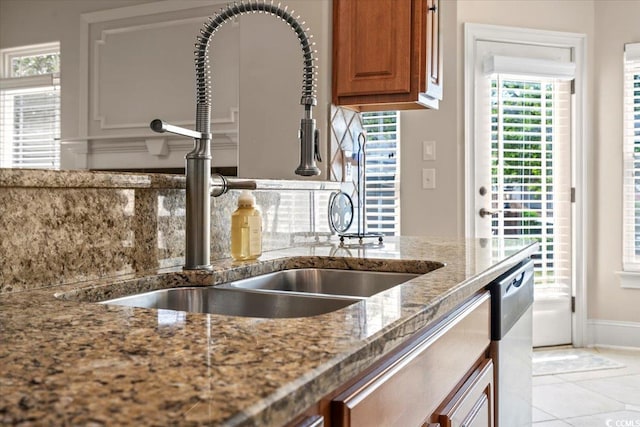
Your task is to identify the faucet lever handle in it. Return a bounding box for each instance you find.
[150,119,206,140]
[210,173,257,197]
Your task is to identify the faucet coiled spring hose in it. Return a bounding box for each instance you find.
[194,1,319,135]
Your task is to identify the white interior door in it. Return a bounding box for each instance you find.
[471,40,574,347]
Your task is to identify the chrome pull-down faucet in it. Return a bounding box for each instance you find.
[150,0,320,271]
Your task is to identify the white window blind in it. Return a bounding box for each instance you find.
[489,75,572,289]
[361,111,401,236]
[266,190,331,236]
[484,55,576,80]
[0,44,60,169]
[623,43,640,271]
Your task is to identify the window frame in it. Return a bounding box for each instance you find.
[622,42,640,272]
[361,111,401,237]
[0,42,61,169]
[0,42,60,77]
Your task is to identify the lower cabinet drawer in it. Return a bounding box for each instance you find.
[331,293,490,427]
[431,358,494,427]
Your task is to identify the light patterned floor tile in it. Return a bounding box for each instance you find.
[564,410,640,427]
[574,374,640,406]
[533,406,556,422]
[533,382,625,419]
[531,347,640,424]
[532,420,572,426]
[534,375,565,386]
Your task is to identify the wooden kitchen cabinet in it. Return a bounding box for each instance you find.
[330,292,490,426]
[286,291,492,427]
[424,0,442,101]
[430,358,494,427]
[332,0,442,111]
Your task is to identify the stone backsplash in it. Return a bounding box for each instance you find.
[0,169,338,293]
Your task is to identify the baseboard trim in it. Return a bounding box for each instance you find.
[587,319,640,349]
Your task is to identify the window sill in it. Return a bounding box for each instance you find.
[616,271,640,289]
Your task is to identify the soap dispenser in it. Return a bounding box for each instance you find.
[231,190,262,261]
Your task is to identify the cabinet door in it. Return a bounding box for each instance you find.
[333,0,440,111]
[424,0,442,100]
[331,294,490,427]
[432,359,494,427]
[333,0,413,98]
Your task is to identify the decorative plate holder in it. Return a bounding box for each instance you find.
[330,132,383,245]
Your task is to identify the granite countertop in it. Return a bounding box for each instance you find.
[0,169,340,191]
[0,236,536,426]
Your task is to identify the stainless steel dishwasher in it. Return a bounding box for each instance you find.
[489,259,535,427]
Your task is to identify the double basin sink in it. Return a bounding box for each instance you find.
[101,268,436,319]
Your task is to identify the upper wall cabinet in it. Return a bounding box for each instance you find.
[332,0,442,111]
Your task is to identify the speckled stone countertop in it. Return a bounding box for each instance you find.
[0,236,536,426]
[0,168,339,191]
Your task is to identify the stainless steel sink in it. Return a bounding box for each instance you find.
[219,268,420,297]
[100,286,359,318]
[99,268,430,318]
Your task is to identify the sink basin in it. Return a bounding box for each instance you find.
[100,286,358,318]
[97,267,435,318]
[220,268,420,297]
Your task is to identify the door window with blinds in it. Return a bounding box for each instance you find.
[488,74,572,291]
[0,43,60,169]
[623,42,640,271]
[362,111,400,236]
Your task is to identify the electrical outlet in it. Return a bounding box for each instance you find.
[423,140,436,161]
[422,168,436,189]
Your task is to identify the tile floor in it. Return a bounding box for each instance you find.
[532,347,640,426]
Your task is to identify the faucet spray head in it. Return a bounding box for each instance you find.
[295,97,321,176]
[295,117,321,176]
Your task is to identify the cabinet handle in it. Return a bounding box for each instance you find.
[296,415,324,427]
[428,4,437,12]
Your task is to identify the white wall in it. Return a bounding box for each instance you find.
[74,1,241,170]
[400,0,462,238]
[0,0,156,147]
[0,0,330,177]
[238,0,331,180]
[592,0,640,324]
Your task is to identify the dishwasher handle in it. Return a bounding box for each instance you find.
[491,259,535,340]
[505,261,533,294]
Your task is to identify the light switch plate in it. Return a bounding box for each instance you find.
[423,140,436,161]
[422,168,436,189]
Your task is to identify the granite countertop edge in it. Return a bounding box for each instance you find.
[0,169,341,191]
